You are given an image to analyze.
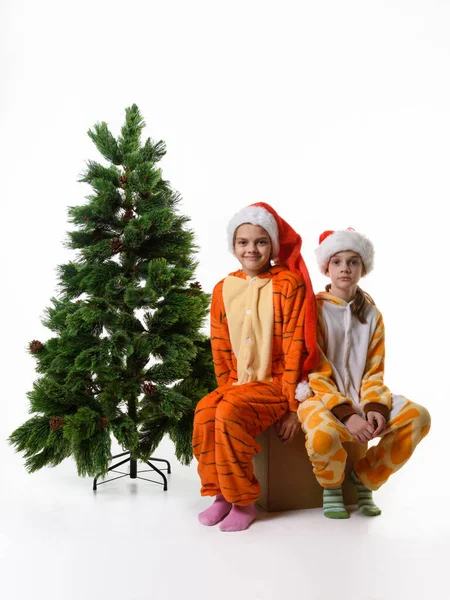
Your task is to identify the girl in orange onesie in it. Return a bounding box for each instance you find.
[193,202,318,531]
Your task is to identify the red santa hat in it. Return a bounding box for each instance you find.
[316,228,375,275]
[227,202,319,389]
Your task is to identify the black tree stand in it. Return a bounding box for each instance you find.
[93,396,171,491]
[93,451,171,491]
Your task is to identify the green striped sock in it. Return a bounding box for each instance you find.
[350,470,382,517]
[323,485,349,519]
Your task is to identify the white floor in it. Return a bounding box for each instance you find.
[1,425,446,600]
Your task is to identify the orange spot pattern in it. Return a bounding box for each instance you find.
[375,445,386,462]
[330,448,347,463]
[390,408,420,427]
[366,464,394,485]
[301,399,430,491]
[307,410,325,429]
[312,430,334,456]
[298,403,316,421]
[315,469,335,480]
[327,420,345,432]
[391,423,413,465]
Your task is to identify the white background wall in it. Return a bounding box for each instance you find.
[1,3,449,600]
[1,0,448,492]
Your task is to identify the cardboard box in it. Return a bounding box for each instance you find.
[254,426,367,511]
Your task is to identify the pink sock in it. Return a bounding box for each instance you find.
[219,503,257,532]
[198,494,232,526]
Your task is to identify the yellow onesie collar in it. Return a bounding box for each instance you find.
[316,291,351,307]
[228,265,285,281]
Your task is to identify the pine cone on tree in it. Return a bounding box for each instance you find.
[123,208,135,222]
[99,417,109,430]
[119,174,127,188]
[190,281,202,290]
[49,416,65,431]
[109,237,123,253]
[142,382,157,397]
[29,340,44,354]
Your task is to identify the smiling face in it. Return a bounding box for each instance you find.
[327,250,365,301]
[234,223,272,277]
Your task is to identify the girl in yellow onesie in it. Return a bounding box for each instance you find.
[193,202,318,531]
[297,228,431,518]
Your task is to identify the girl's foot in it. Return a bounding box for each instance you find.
[323,485,349,519]
[198,494,232,526]
[351,470,382,516]
[219,503,257,532]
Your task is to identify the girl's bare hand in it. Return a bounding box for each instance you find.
[275,411,300,443]
[366,411,386,438]
[345,414,374,444]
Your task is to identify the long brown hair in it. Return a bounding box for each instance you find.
[325,284,375,324]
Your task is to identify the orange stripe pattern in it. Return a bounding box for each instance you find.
[194,266,309,505]
[193,381,289,505]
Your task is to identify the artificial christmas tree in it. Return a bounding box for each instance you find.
[9,105,215,489]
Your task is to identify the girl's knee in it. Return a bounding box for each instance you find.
[298,399,325,424]
[417,405,431,439]
[194,391,221,419]
[409,402,431,432]
[420,406,431,428]
[216,395,242,422]
[306,426,341,457]
[194,397,210,416]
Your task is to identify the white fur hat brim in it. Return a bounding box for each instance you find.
[315,229,374,275]
[227,206,280,260]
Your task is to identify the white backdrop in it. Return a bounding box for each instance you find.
[1,0,448,484]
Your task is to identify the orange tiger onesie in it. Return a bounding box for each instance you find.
[193,266,309,505]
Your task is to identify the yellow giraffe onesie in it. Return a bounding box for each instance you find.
[298,292,431,490]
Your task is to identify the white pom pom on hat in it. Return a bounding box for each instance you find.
[295,381,313,402]
[316,228,375,275]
